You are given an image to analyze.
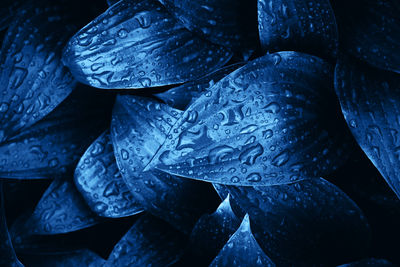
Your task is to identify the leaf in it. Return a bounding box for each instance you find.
[63,0,232,89]
[337,258,396,267]
[158,0,258,52]
[0,0,78,143]
[214,178,371,265]
[0,0,25,31]
[107,0,120,6]
[23,177,102,235]
[332,0,400,73]
[148,51,350,186]
[334,57,400,199]
[155,63,244,110]
[209,214,275,267]
[0,182,24,267]
[0,86,113,179]
[111,95,219,233]
[74,130,144,218]
[105,214,186,267]
[20,250,106,267]
[258,0,338,59]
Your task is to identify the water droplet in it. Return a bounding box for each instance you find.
[121,149,129,160]
[246,173,261,182]
[264,102,281,113]
[117,29,128,38]
[94,202,108,213]
[135,12,151,28]
[240,124,258,134]
[138,77,151,87]
[208,145,234,164]
[349,119,357,128]
[239,144,264,165]
[271,150,290,167]
[0,103,9,112]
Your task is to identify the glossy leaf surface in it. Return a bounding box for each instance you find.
[75,130,144,218]
[258,0,338,59]
[335,57,400,199]
[63,0,232,89]
[0,1,77,142]
[112,95,217,233]
[105,214,186,267]
[149,51,349,186]
[0,87,113,179]
[210,214,275,267]
[215,178,370,265]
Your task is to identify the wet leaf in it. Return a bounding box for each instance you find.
[23,177,101,235]
[210,214,275,267]
[334,57,400,199]
[105,214,186,267]
[20,250,105,267]
[0,87,113,179]
[75,130,144,218]
[149,51,350,186]
[159,0,258,52]
[337,258,396,267]
[0,0,78,143]
[111,95,218,233]
[0,182,24,267]
[156,63,244,110]
[215,178,371,265]
[63,0,232,89]
[332,0,400,73]
[258,0,338,59]
[0,0,25,31]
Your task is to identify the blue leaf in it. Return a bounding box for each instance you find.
[258,0,338,59]
[335,56,400,199]
[105,214,186,266]
[111,95,218,233]
[74,130,144,218]
[0,0,78,143]
[337,258,396,267]
[0,86,113,179]
[148,51,350,186]
[63,0,232,89]
[0,0,25,31]
[209,214,275,267]
[20,250,105,267]
[215,178,371,265]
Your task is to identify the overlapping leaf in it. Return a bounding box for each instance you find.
[22,178,101,235]
[214,178,370,265]
[63,0,232,89]
[210,214,275,267]
[75,130,143,218]
[0,87,113,179]
[338,258,396,267]
[20,250,105,267]
[148,51,350,186]
[158,0,258,52]
[258,0,338,59]
[0,0,78,143]
[335,57,400,199]
[332,0,400,73]
[156,63,244,110]
[105,214,186,267]
[0,182,24,267]
[111,95,217,233]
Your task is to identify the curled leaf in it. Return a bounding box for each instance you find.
[210,214,275,267]
[215,178,371,265]
[63,0,232,89]
[258,0,338,59]
[334,57,400,199]
[75,130,144,218]
[105,214,186,267]
[0,0,77,142]
[149,51,350,186]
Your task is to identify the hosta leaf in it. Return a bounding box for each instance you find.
[0,182,24,267]
[23,178,101,235]
[334,57,400,199]
[20,250,105,267]
[258,0,338,59]
[156,63,244,110]
[337,258,396,267]
[158,0,258,52]
[332,0,400,73]
[0,1,77,143]
[105,214,186,267]
[182,194,240,266]
[111,95,218,233]
[63,0,232,89]
[210,214,275,267]
[215,178,370,265]
[148,51,350,186]
[75,130,144,218]
[0,87,113,179]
